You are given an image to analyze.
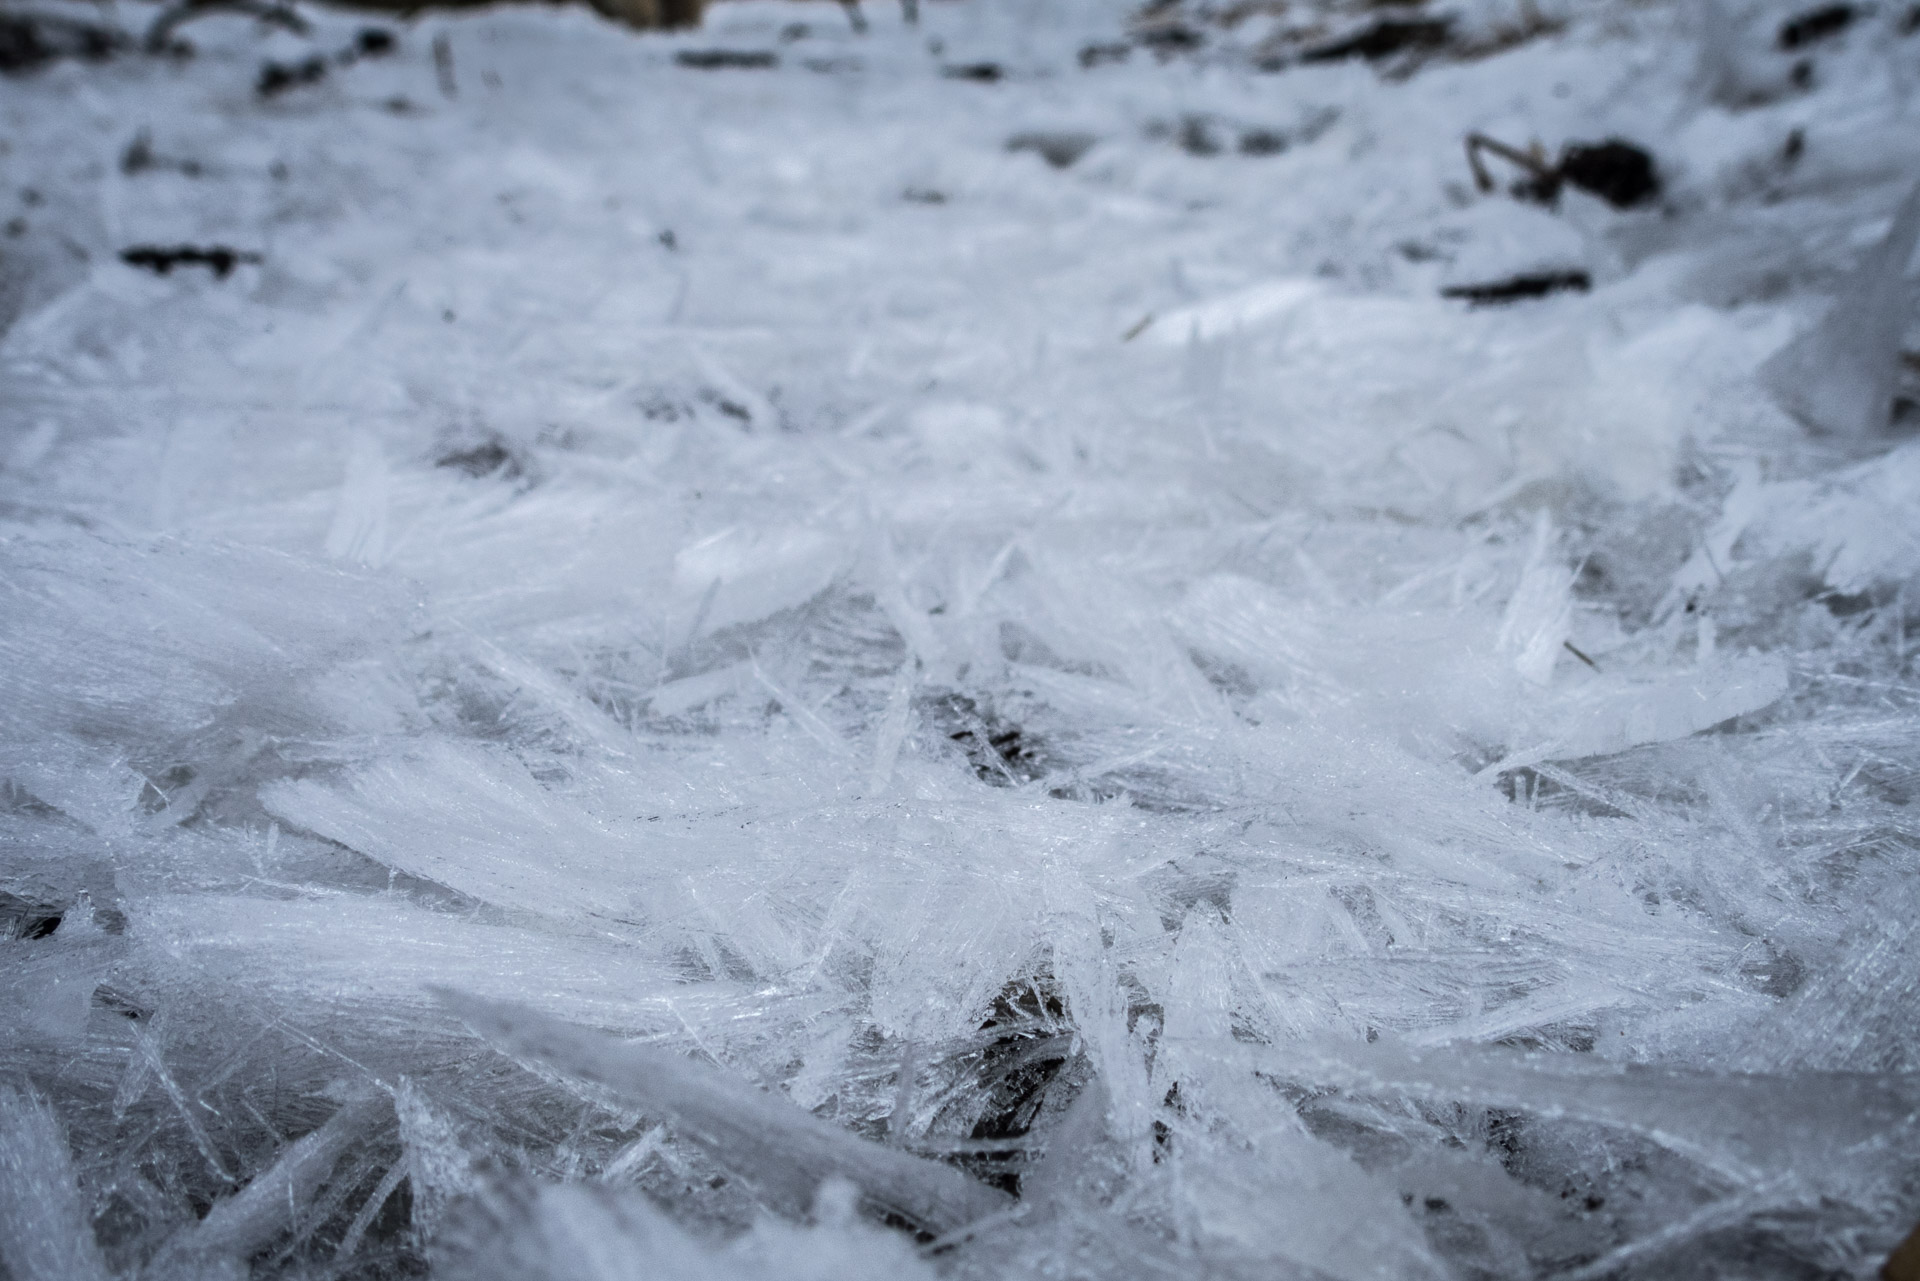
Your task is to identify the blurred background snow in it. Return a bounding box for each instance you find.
[2,0,1919,1277]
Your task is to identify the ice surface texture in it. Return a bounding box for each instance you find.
[1,0,1919,1278]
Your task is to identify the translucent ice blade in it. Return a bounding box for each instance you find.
[440,989,1013,1236]
[1760,182,1920,438]
[1233,1037,1919,1184]
[144,1094,389,1280]
[0,1087,110,1281]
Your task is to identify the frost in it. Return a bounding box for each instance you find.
[1498,517,1574,687]
[443,990,1013,1235]
[2,0,1918,1277]
[438,1178,942,1281]
[0,1088,110,1281]
[143,1096,390,1280]
[1143,278,1321,345]
[1759,182,1920,438]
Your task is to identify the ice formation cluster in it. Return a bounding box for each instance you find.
[2,0,1919,1277]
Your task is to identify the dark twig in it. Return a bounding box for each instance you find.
[1466,133,1660,209]
[1440,271,1591,305]
[121,245,262,279]
[1465,131,1554,194]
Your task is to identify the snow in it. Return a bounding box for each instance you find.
[1,0,1918,1277]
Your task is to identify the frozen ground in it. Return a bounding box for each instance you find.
[2,0,1919,1276]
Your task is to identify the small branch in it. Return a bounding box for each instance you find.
[1562,640,1600,672]
[1464,131,1553,193]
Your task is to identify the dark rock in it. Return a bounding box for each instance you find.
[1557,140,1660,208]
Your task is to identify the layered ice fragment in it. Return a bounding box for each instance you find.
[1760,183,1920,438]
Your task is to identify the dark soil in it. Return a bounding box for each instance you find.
[929,692,1048,786]
[963,977,1072,1195]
